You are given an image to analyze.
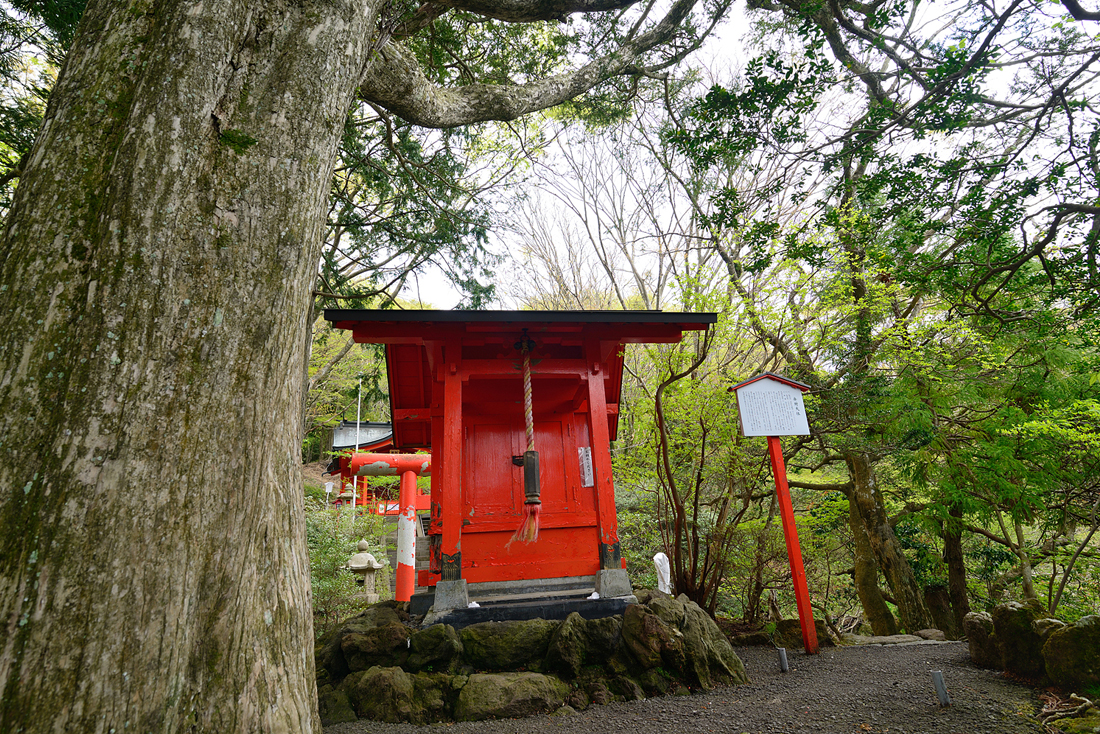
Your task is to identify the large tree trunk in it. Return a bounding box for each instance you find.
[0,2,374,730]
[844,452,933,632]
[944,505,970,636]
[847,490,899,636]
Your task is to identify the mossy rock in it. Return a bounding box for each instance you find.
[342,665,451,724]
[316,601,408,681]
[648,596,687,627]
[1043,615,1100,691]
[677,596,750,688]
[318,687,357,726]
[992,600,1047,679]
[963,611,999,669]
[621,604,683,672]
[732,632,771,646]
[608,675,645,701]
[460,619,557,671]
[772,618,834,651]
[544,612,623,678]
[406,623,463,673]
[453,672,569,721]
[341,622,411,672]
[582,675,613,705]
[634,588,673,605]
[636,667,673,696]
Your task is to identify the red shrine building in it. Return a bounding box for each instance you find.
[325,310,715,612]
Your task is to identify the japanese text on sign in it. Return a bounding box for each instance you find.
[735,380,810,436]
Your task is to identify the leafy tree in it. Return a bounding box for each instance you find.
[0,1,84,206]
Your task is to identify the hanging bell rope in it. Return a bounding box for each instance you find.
[511,331,541,544]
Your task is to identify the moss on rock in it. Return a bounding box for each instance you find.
[341,622,411,672]
[454,672,570,720]
[964,611,999,669]
[318,595,750,724]
[407,623,463,673]
[1043,615,1100,691]
[544,612,623,678]
[317,687,357,726]
[460,619,557,671]
[992,600,1047,679]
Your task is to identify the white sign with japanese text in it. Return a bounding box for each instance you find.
[735,378,810,436]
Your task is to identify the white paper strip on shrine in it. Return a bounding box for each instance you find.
[735,380,811,437]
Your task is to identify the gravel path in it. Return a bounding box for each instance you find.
[327,641,1044,734]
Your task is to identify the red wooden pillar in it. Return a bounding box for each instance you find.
[585,339,620,570]
[768,436,819,654]
[441,342,463,581]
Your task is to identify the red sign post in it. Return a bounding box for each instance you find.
[732,374,818,655]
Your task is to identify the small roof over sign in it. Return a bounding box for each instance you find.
[729,372,810,393]
[731,373,811,437]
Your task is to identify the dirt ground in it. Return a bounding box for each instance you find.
[302,461,333,489]
[326,641,1044,734]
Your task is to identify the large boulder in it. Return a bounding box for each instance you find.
[964,611,999,668]
[621,603,684,673]
[992,600,1047,678]
[342,666,454,724]
[461,619,558,671]
[316,601,408,681]
[341,622,411,672]
[406,623,463,673]
[676,595,750,688]
[317,687,357,726]
[1043,615,1100,691]
[453,672,569,720]
[544,612,623,678]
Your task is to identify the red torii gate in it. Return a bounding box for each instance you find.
[325,309,715,611]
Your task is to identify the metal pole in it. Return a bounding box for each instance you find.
[931,671,951,706]
[354,378,362,512]
[767,435,819,654]
[778,647,789,673]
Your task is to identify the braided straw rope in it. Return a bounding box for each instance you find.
[523,344,534,452]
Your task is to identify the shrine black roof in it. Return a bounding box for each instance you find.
[324,309,717,325]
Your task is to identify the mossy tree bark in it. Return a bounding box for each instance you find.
[846,489,899,636]
[0,3,378,731]
[844,452,933,632]
[944,505,970,635]
[0,0,721,729]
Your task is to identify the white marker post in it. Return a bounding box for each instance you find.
[731,373,818,655]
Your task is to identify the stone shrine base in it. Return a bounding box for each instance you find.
[316,590,749,725]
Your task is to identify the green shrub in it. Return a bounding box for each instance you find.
[305,500,389,638]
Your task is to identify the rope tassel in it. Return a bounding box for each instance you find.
[511,333,541,545]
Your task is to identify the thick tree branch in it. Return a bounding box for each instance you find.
[1061,0,1100,20]
[436,0,638,22]
[359,0,717,127]
[787,479,854,492]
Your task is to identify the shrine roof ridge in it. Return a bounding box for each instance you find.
[729,372,811,392]
[324,309,717,326]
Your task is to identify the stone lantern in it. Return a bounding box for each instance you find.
[348,540,386,604]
